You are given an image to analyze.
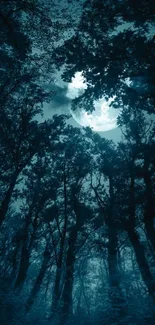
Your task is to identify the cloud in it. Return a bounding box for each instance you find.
[43,83,71,111]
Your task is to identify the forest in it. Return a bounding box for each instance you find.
[0,0,155,324]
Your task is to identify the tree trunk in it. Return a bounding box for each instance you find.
[51,235,65,314]
[14,236,30,290]
[26,245,50,312]
[11,239,22,285]
[51,170,68,317]
[14,211,32,290]
[143,161,155,250]
[128,175,155,303]
[127,226,155,302]
[107,176,127,323]
[107,223,125,309]
[0,170,19,226]
[60,226,77,325]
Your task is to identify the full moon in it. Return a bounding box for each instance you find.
[66,71,120,132]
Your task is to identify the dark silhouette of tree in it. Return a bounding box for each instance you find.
[25,241,51,312]
[90,135,128,324]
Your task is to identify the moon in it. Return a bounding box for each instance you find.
[66,72,120,132]
[70,97,119,132]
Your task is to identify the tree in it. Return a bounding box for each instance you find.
[118,108,155,252]
[89,135,128,324]
[115,138,155,304]
[49,125,92,323]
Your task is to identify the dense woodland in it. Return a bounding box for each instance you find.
[0,1,155,324]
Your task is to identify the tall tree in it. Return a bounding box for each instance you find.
[90,135,127,324]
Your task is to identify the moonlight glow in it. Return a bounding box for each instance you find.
[66,71,120,132]
[67,71,87,99]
